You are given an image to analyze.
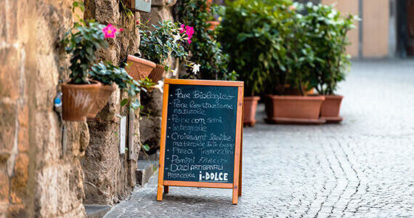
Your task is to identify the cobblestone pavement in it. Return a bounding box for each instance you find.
[105,60,414,217]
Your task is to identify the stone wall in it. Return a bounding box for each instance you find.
[140,0,178,154]
[1,0,88,217]
[1,0,178,215]
[81,0,142,205]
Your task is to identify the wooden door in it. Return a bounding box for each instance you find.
[407,0,414,55]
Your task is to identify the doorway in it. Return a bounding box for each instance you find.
[397,0,414,57]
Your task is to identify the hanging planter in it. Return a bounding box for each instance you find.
[206,21,220,31]
[265,95,326,124]
[126,55,156,81]
[87,83,117,119]
[62,81,101,121]
[320,95,343,123]
[243,96,260,127]
[138,21,189,83]
[148,64,165,84]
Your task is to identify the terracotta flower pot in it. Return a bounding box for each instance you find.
[243,96,260,127]
[62,81,101,121]
[320,95,344,123]
[265,95,326,124]
[87,83,117,119]
[148,64,165,84]
[207,21,220,31]
[125,55,156,81]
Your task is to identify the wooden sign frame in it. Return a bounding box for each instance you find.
[157,79,244,205]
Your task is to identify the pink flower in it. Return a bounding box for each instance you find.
[288,5,296,11]
[119,28,124,32]
[102,24,117,38]
[136,20,140,25]
[185,26,194,44]
[186,26,194,37]
[179,24,195,44]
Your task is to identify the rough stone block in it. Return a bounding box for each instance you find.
[83,120,125,205]
[139,116,161,153]
[7,204,25,217]
[0,1,6,42]
[10,153,29,204]
[18,103,29,153]
[34,112,60,165]
[18,126,28,153]
[65,121,90,157]
[140,86,163,117]
[95,86,120,121]
[140,6,173,27]
[95,0,121,24]
[152,0,177,7]
[0,166,8,204]
[1,0,17,43]
[36,162,85,217]
[0,47,20,100]
[0,101,17,157]
[33,54,59,110]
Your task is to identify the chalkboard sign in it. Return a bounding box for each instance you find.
[157,79,244,204]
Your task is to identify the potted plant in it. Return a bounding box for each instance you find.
[264,2,329,124]
[206,4,223,31]
[125,55,156,81]
[89,60,155,114]
[303,4,356,123]
[175,0,235,81]
[62,21,117,121]
[220,0,294,126]
[138,20,189,83]
[63,15,152,121]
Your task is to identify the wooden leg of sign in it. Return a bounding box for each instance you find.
[164,186,169,194]
[232,86,243,205]
[232,186,239,205]
[239,126,243,197]
[157,185,163,201]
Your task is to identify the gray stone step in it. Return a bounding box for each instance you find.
[136,151,159,186]
[85,205,111,218]
[136,159,158,186]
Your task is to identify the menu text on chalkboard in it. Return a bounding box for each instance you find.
[157,79,244,205]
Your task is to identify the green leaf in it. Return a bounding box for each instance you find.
[120,98,129,107]
[142,144,150,152]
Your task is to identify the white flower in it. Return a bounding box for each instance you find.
[172,68,178,76]
[192,64,201,74]
[173,34,181,42]
[158,80,164,88]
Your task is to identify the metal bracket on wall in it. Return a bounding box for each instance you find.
[128,109,138,161]
[130,0,152,13]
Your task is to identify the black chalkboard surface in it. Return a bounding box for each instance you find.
[157,79,244,204]
[163,84,238,183]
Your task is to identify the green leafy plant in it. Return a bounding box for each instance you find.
[220,0,355,96]
[63,2,153,110]
[300,3,356,95]
[174,0,235,80]
[63,21,108,84]
[139,20,188,72]
[88,62,154,110]
[119,0,134,18]
[219,0,294,96]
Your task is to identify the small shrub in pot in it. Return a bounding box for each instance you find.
[302,3,357,122]
[138,20,189,83]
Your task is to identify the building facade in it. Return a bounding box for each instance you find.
[320,0,414,58]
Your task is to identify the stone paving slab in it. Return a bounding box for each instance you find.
[105,60,414,217]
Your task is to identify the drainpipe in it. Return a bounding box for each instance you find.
[358,0,364,59]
